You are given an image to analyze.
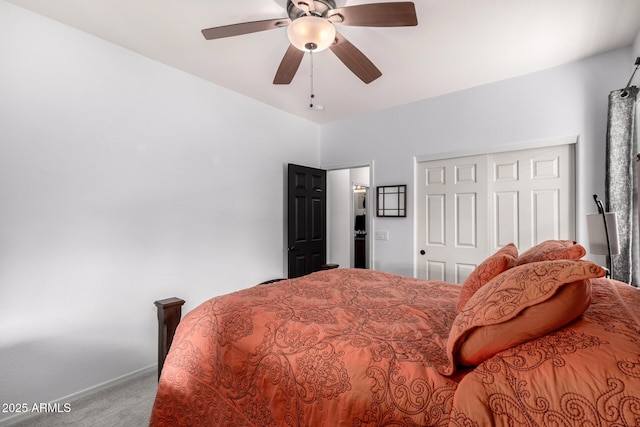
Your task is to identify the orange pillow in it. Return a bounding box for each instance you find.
[517,240,585,265]
[440,259,605,376]
[456,244,518,313]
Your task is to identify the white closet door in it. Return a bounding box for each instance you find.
[417,143,575,282]
[417,155,488,283]
[490,144,575,252]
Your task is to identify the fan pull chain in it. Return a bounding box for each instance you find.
[309,49,315,108]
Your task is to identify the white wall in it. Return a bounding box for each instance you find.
[0,1,320,419]
[321,47,636,276]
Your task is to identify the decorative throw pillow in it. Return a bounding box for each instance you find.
[440,259,605,376]
[456,243,518,313]
[517,239,585,265]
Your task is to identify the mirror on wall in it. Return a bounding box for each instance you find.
[376,185,406,217]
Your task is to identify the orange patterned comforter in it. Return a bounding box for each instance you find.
[149,269,640,426]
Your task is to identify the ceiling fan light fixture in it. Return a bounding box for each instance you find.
[287,16,336,52]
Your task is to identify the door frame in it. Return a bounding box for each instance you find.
[413,135,579,277]
[323,160,375,270]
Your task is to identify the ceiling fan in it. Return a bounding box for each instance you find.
[201,0,417,85]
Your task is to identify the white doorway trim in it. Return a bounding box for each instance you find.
[415,135,578,163]
[324,160,375,270]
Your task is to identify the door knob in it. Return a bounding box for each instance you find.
[420,250,426,255]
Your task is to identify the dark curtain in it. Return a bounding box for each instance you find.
[605,86,638,285]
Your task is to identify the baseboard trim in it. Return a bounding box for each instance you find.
[0,364,157,426]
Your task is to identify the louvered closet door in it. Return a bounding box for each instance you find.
[417,143,575,282]
[417,155,489,283]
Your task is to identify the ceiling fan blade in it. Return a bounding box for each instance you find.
[202,18,291,40]
[273,44,305,84]
[328,2,417,27]
[329,32,381,84]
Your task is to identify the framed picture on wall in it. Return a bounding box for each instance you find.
[376,185,406,217]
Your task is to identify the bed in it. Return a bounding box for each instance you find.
[149,240,640,426]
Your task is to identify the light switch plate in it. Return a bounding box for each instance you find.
[375,231,389,241]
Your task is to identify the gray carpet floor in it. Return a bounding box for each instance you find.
[5,369,157,427]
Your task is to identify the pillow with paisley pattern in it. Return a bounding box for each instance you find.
[517,239,585,265]
[456,243,518,313]
[440,259,605,376]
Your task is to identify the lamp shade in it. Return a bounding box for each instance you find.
[287,16,336,52]
[586,212,620,255]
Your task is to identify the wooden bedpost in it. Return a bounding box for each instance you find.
[154,297,185,381]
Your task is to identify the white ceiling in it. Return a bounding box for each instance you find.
[7,0,640,124]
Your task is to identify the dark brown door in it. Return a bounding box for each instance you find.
[287,164,326,278]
